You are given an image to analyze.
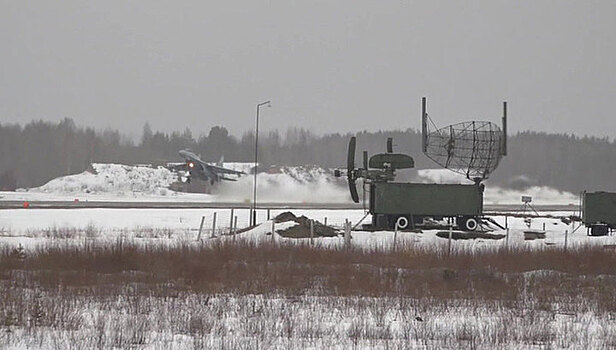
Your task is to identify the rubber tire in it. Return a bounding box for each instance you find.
[395,216,409,230]
[590,225,608,236]
[462,217,479,231]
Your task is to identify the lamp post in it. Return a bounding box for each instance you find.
[252,100,271,226]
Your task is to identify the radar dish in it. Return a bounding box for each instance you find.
[422,98,507,182]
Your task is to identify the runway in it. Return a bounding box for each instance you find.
[0,200,579,212]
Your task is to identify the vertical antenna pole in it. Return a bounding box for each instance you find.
[422,97,428,153]
[502,101,507,156]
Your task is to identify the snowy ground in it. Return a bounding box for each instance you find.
[0,208,612,252]
[1,213,615,349]
[0,194,613,349]
[2,293,613,349]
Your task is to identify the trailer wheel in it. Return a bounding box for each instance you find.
[395,216,409,230]
[590,224,608,236]
[461,217,479,231]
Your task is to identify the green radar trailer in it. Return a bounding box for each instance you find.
[336,97,507,231]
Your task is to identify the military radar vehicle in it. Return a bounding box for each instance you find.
[336,97,507,231]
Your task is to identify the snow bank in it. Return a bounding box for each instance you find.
[485,186,579,205]
[416,168,470,184]
[12,164,578,205]
[27,163,179,196]
[416,169,578,205]
[16,164,350,203]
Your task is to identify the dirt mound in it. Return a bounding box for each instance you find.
[274,212,339,238]
[274,211,298,223]
[523,230,546,240]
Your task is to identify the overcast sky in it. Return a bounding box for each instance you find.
[1,1,615,139]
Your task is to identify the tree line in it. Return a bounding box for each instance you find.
[1,118,614,193]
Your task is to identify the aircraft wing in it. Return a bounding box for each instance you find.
[205,163,246,176]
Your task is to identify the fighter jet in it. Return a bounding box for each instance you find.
[168,149,245,185]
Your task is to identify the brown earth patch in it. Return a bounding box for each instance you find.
[275,211,339,238]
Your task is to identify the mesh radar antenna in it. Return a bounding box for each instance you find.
[421,97,507,184]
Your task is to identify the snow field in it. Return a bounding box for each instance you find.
[1,209,615,349]
[1,289,614,349]
[1,208,614,252]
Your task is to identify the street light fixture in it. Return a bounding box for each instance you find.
[252,100,271,226]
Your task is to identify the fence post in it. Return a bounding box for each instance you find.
[233,216,238,242]
[542,222,546,231]
[324,217,328,227]
[310,219,314,246]
[229,209,234,235]
[271,220,275,242]
[267,209,271,221]
[505,227,510,249]
[393,221,398,253]
[344,219,351,249]
[448,225,453,256]
[505,215,508,229]
[211,212,217,238]
[564,229,568,252]
[197,216,205,241]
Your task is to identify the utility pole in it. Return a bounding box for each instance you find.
[251,100,271,226]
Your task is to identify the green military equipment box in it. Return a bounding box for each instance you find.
[582,191,616,235]
[372,183,483,215]
[369,182,484,231]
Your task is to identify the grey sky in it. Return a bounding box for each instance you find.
[1,1,615,138]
